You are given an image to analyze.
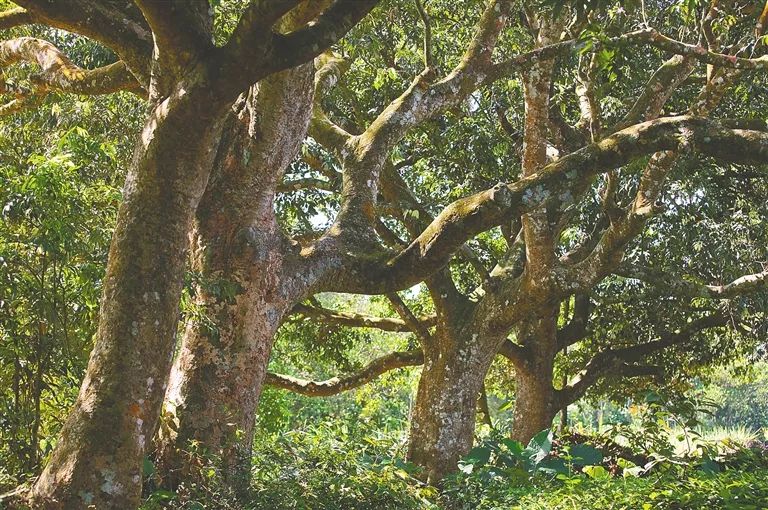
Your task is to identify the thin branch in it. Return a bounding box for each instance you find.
[291,302,436,332]
[265,336,536,397]
[489,27,768,87]
[374,219,407,249]
[643,28,768,70]
[265,349,424,396]
[561,313,728,405]
[386,292,434,344]
[575,52,601,138]
[414,0,433,69]
[479,382,493,427]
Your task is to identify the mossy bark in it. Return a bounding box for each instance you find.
[407,326,498,483]
[28,84,227,509]
[155,62,315,492]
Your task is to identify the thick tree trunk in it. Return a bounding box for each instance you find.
[511,370,558,444]
[407,335,495,483]
[158,271,292,491]
[511,311,559,444]
[28,87,226,509]
[155,62,315,492]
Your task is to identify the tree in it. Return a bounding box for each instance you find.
[152,0,516,492]
[1,1,377,507]
[264,0,768,482]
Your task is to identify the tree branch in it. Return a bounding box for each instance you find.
[265,336,537,397]
[291,303,436,332]
[273,0,379,67]
[309,52,353,152]
[489,27,768,88]
[616,265,768,300]
[611,54,696,133]
[133,0,212,69]
[321,0,513,236]
[227,0,304,50]
[0,37,143,111]
[271,0,379,77]
[12,0,153,84]
[557,294,591,351]
[498,339,528,367]
[0,7,34,29]
[265,349,424,396]
[386,292,434,344]
[325,116,768,294]
[642,28,768,70]
[211,0,378,103]
[414,0,433,68]
[561,313,728,405]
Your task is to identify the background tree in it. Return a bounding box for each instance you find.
[0,27,142,483]
[264,0,768,482]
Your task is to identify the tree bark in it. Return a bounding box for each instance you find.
[158,290,291,491]
[155,61,315,492]
[511,312,559,444]
[511,369,558,444]
[28,84,227,509]
[407,332,496,483]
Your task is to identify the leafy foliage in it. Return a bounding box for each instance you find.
[139,419,768,509]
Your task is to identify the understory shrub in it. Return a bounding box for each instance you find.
[139,420,768,510]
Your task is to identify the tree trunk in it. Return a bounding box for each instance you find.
[511,369,558,444]
[158,278,292,491]
[155,62,315,492]
[28,86,226,509]
[511,311,559,444]
[407,336,495,483]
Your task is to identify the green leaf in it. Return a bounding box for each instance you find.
[142,456,155,478]
[148,489,176,501]
[525,429,553,464]
[502,439,525,458]
[537,457,569,475]
[583,465,610,480]
[570,444,604,466]
[463,446,491,466]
